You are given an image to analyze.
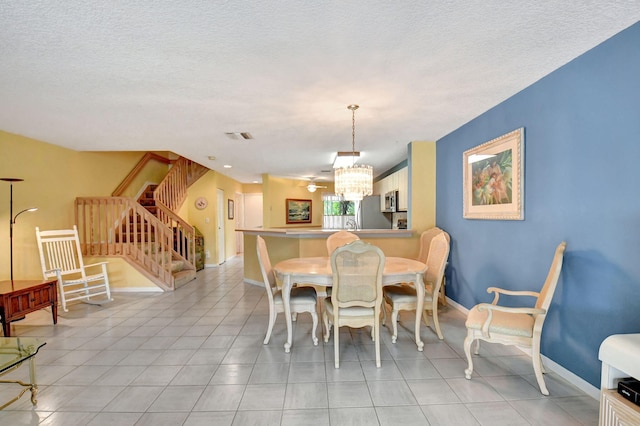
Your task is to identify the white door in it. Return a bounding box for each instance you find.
[216,189,225,264]
[244,193,263,229]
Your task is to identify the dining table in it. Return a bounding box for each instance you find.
[273,256,428,353]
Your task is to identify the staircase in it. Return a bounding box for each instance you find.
[74,154,209,291]
[138,184,158,216]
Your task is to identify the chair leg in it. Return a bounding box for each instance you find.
[310,310,319,346]
[463,333,475,379]
[428,306,444,340]
[391,308,399,343]
[263,310,277,345]
[334,325,340,369]
[323,311,330,343]
[532,338,549,395]
[374,321,381,368]
[381,299,388,326]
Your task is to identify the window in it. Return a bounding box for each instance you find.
[322,194,357,229]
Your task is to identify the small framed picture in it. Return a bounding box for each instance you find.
[228,199,234,220]
[286,198,312,224]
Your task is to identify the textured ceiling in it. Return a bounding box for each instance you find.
[1,2,639,183]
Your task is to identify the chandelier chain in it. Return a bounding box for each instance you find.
[351,107,356,155]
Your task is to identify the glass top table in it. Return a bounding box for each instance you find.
[0,337,46,410]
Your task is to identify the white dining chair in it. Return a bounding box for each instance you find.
[382,232,450,341]
[323,240,385,368]
[256,236,319,346]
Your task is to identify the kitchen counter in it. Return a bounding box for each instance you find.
[237,227,413,238]
[239,228,417,285]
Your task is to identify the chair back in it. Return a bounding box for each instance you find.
[35,225,87,280]
[535,241,567,311]
[417,227,450,264]
[424,233,450,291]
[326,231,360,255]
[330,240,385,309]
[256,236,277,302]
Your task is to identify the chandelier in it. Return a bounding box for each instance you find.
[334,104,373,201]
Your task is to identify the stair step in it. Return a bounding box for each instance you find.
[174,269,197,289]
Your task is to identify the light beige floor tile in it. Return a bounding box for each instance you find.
[376,405,429,425]
[466,401,529,425]
[421,403,480,425]
[281,408,330,426]
[327,381,373,408]
[238,383,287,410]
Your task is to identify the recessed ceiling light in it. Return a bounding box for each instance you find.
[207,156,216,161]
[223,164,232,168]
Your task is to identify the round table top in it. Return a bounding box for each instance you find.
[274,256,426,280]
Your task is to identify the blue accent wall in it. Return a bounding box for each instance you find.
[436,22,640,388]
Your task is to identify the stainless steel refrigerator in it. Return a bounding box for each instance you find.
[359,195,392,229]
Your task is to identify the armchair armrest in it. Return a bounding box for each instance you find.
[83,261,109,269]
[487,286,540,305]
[477,303,545,315]
[44,268,62,278]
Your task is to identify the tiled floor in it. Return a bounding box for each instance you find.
[1,256,599,425]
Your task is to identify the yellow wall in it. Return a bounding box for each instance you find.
[0,131,146,283]
[242,183,263,194]
[84,256,160,290]
[118,157,171,197]
[262,175,332,228]
[409,141,437,233]
[187,169,243,264]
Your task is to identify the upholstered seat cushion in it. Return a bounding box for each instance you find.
[465,305,534,338]
[274,286,317,306]
[324,299,374,317]
[383,282,436,303]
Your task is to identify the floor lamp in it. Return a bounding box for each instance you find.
[1,178,37,289]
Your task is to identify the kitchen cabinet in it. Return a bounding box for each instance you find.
[397,167,408,211]
[374,166,408,211]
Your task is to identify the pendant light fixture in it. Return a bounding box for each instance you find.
[334,104,373,201]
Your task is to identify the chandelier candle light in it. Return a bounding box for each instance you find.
[334,104,373,201]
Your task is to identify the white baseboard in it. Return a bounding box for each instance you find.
[244,278,264,287]
[445,296,599,400]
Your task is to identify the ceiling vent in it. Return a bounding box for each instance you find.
[225,132,253,140]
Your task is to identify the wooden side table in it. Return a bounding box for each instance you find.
[0,280,58,337]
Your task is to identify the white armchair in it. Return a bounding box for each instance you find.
[463,241,567,395]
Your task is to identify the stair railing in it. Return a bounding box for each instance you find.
[75,196,183,291]
[153,157,209,211]
[155,199,196,265]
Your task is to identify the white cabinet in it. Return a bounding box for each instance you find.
[599,334,640,425]
[397,167,408,211]
[373,166,408,211]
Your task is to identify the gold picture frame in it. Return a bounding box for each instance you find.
[463,127,524,220]
[286,198,312,224]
